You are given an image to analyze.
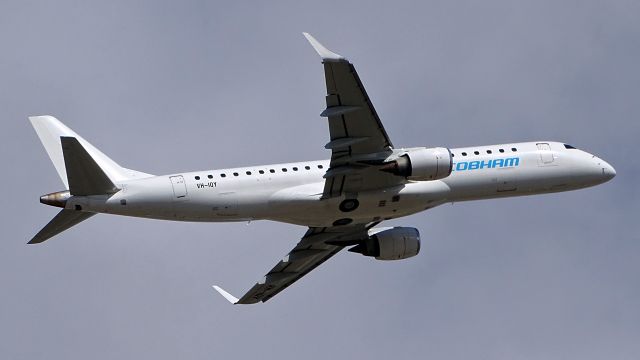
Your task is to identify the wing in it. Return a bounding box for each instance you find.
[213,224,372,304]
[303,33,405,198]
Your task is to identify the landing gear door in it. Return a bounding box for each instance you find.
[497,174,517,192]
[170,175,188,199]
[536,143,554,164]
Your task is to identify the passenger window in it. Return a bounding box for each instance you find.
[451,153,455,157]
[462,152,467,156]
[511,147,517,152]
[246,171,252,175]
[270,169,275,173]
[233,172,239,176]
[486,150,492,154]
[259,170,265,174]
[293,167,298,171]
[208,175,213,179]
[499,149,505,153]
[318,165,324,169]
[282,168,288,172]
[220,174,226,178]
[474,151,479,155]
[195,176,200,180]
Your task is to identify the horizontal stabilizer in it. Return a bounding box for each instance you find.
[61,137,118,195]
[28,209,95,244]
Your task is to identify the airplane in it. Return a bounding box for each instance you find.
[28,33,616,305]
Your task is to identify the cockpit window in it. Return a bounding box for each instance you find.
[564,144,577,149]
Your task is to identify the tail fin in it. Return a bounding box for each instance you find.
[29,115,151,188]
[29,115,153,243]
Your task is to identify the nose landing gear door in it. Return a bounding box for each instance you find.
[170,175,188,200]
[536,143,554,165]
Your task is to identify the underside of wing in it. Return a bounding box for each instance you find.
[303,33,406,198]
[321,60,393,156]
[213,224,373,304]
[212,35,414,305]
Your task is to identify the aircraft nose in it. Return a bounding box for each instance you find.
[578,154,616,186]
[602,161,616,181]
[592,154,616,183]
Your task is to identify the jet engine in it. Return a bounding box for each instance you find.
[348,227,421,260]
[380,147,453,181]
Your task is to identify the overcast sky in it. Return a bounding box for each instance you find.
[1,1,639,359]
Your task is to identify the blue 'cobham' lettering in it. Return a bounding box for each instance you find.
[452,157,520,172]
[504,157,520,167]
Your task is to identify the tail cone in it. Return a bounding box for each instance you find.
[40,190,70,208]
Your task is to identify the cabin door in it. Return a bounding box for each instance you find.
[169,175,188,199]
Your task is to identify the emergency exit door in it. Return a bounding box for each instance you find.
[536,143,554,164]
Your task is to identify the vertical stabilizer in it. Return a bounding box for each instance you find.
[29,115,152,188]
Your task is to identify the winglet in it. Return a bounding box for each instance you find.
[212,285,239,304]
[302,32,345,62]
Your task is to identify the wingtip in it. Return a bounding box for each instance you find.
[302,32,345,62]
[212,285,239,304]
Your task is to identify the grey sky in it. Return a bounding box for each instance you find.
[1,1,639,359]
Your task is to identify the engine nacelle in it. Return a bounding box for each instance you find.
[348,227,421,260]
[381,147,452,181]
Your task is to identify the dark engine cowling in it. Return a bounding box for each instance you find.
[349,227,421,260]
[381,147,453,181]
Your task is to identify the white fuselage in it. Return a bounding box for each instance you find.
[66,141,615,228]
